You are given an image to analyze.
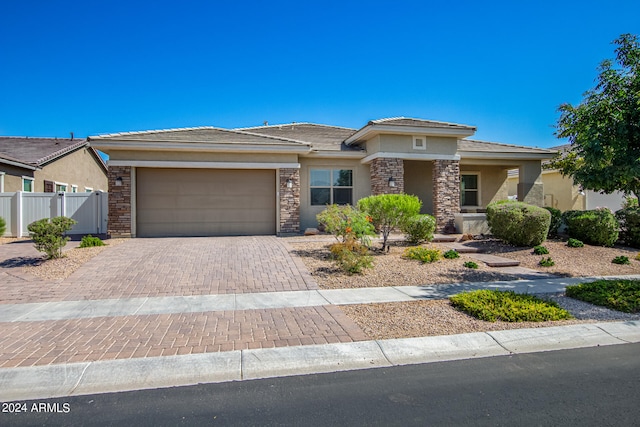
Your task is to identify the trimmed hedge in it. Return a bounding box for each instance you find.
[543,206,562,238]
[616,207,640,248]
[486,201,551,247]
[562,208,619,247]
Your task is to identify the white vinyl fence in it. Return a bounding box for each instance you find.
[0,191,108,237]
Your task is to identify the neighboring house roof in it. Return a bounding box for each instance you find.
[0,137,107,171]
[90,126,311,147]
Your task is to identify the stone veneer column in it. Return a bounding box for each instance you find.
[432,159,460,232]
[370,158,404,195]
[108,166,132,237]
[279,168,300,234]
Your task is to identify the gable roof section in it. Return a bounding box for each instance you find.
[236,123,358,151]
[0,137,99,169]
[370,117,476,130]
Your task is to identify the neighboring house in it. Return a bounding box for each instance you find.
[0,137,108,193]
[507,144,626,212]
[89,117,556,238]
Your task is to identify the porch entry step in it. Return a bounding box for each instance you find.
[469,253,521,268]
[442,243,483,254]
[432,234,457,243]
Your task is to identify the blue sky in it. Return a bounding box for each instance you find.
[2,1,639,148]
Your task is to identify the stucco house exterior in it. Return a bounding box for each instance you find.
[89,117,556,238]
[507,144,626,212]
[0,137,108,194]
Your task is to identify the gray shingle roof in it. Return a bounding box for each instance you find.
[236,123,358,151]
[90,126,311,146]
[0,137,89,166]
[370,117,476,130]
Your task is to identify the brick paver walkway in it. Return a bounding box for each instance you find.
[0,236,366,368]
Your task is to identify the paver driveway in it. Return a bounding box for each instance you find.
[0,236,319,304]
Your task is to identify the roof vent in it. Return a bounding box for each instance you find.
[263,121,268,126]
[70,132,74,140]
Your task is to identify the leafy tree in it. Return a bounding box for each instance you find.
[357,194,421,252]
[549,33,640,199]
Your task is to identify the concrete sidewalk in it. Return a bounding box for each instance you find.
[2,274,640,401]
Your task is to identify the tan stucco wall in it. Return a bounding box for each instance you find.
[460,165,509,208]
[509,170,584,211]
[404,160,434,214]
[36,148,107,192]
[0,164,34,192]
[299,158,371,230]
[107,150,298,164]
[375,134,458,155]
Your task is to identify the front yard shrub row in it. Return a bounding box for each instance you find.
[616,207,640,248]
[562,208,618,247]
[486,201,551,247]
[566,280,640,313]
[450,290,573,322]
[401,214,436,245]
[27,216,77,259]
[543,206,562,238]
[403,247,441,263]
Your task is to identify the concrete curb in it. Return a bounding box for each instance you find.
[2,320,638,402]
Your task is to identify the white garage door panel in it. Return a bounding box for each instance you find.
[137,168,276,237]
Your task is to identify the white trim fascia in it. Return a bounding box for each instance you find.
[459,151,555,160]
[361,152,460,164]
[91,141,311,154]
[302,150,366,159]
[345,125,475,145]
[0,158,38,170]
[108,160,301,169]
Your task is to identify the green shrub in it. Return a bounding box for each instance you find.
[486,201,551,247]
[543,207,562,238]
[329,241,373,275]
[567,238,584,248]
[317,204,375,246]
[616,207,640,248]
[566,280,640,313]
[562,208,618,247]
[622,196,638,209]
[450,290,573,322]
[79,235,105,248]
[403,247,441,263]
[0,216,6,236]
[533,245,549,255]
[27,216,77,259]
[612,256,630,265]
[539,257,555,267]
[357,194,421,252]
[463,261,478,269]
[636,253,640,261]
[401,214,436,245]
[443,249,460,259]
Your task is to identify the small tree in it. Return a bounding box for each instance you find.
[316,204,375,246]
[550,33,640,199]
[357,194,421,252]
[27,216,77,259]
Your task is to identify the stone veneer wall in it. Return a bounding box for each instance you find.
[279,168,300,234]
[108,166,132,237]
[433,159,460,231]
[371,158,404,195]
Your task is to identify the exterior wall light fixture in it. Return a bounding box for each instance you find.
[286,178,293,189]
[115,177,123,187]
[388,177,396,188]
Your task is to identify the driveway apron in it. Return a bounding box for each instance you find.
[0,237,367,369]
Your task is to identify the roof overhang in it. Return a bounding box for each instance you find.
[108,160,300,169]
[361,152,461,164]
[458,151,557,161]
[344,124,476,145]
[0,157,38,170]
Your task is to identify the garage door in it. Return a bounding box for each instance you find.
[136,168,276,237]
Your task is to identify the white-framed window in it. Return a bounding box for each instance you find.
[22,176,34,192]
[412,136,426,150]
[310,169,353,205]
[55,182,68,192]
[460,173,480,206]
[85,187,93,193]
[71,185,78,193]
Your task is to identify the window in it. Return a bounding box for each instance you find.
[55,183,67,192]
[85,187,93,193]
[71,185,78,193]
[310,169,353,205]
[22,177,34,192]
[460,174,479,206]
[412,136,426,150]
